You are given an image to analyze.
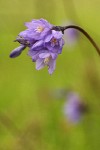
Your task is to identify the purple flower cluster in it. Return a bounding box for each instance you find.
[10,19,64,74]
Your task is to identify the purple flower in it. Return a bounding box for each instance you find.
[44,30,64,53]
[19,18,53,41]
[28,50,57,74]
[63,92,87,123]
[10,45,26,58]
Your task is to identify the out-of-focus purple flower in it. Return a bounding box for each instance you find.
[10,45,26,58]
[28,50,57,74]
[63,21,79,47]
[64,28,79,45]
[63,92,87,123]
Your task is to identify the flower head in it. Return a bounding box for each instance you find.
[10,18,65,74]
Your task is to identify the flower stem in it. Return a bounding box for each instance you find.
[52,25,100,55]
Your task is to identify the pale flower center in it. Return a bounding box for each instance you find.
[35,26,44,33]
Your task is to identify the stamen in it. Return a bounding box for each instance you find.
[51,38,58,47]
[51,38,57,44]
[35,26,44,33]
[44,57,51,65]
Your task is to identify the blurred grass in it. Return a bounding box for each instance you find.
[0,0,100,150]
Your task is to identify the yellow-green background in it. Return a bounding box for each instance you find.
[0,0,100,149]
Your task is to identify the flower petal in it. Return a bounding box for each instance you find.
[52,30,63,39]
[31,40,44,50]
[44,34,53,42]
[48,59,56,74]
[50,53,57,59]
[36,58,45,70]
[39,52,50,58]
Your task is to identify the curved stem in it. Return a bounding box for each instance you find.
[52,25,100,55]
[64,25,100,55]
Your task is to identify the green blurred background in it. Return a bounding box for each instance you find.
[0,0,100,149]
